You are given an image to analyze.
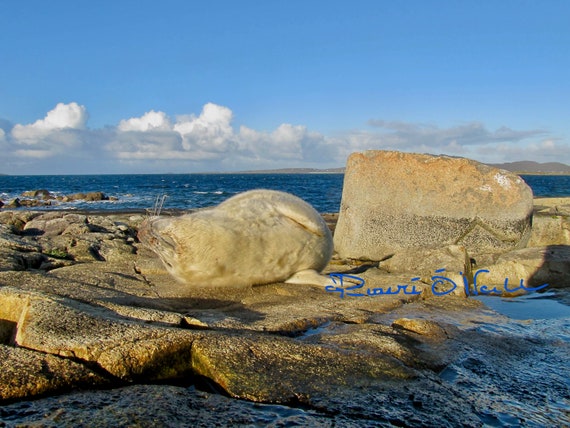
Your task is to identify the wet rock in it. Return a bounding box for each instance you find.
[65,191,109,202]
[0,384,346,427]
[334,151,533,260]
[21,189,54,200]
[5,198,22,208]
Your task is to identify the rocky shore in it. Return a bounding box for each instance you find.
[0,152,568,426]
[0,190,114,209]
[0,195,569,426]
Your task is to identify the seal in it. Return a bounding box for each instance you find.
[138,189,334,288]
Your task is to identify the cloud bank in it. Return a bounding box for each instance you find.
[1,102,567,174]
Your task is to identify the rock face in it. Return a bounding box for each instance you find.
[334,151,534,260]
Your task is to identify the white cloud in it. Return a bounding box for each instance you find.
[238,124,303,160]
[12,102,87,142]
[7,102,89,160]
[118,110,171,132]
[365,120,545,148]
[1,102,567,174]
[333,119,559,164]
[108,103,336,166]
[174,103,235,153]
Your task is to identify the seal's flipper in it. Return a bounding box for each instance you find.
[285,269,332,286]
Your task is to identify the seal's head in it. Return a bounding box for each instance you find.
[138,216,179,271]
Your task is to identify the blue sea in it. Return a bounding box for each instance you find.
[0,173,569,213]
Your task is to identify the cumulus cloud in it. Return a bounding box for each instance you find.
[174,103,236,154]
[7,102,89,159]
[118,110,171,132]
[107,103,337,166]
[2,101,567,174]
[12,102,87,142]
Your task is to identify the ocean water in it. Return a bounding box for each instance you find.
[0,173,568,213]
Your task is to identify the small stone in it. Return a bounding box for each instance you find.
[392,318,447,338]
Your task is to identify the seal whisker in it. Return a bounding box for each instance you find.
[147,194,168,218]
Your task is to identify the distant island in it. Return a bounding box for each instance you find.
[235,167,346,174]
[488,161,570,175]
[1,161,569,177]
[234,161,570,175]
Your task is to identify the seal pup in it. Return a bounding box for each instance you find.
[138,189,335,288]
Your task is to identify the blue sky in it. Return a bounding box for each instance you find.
[1,0,568,174]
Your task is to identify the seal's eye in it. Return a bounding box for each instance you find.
[157,234,176,251]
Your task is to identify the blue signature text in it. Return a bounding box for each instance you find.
[325,269,549,299]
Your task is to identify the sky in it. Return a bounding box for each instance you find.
[1,0,569,175]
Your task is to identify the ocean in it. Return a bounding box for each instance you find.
[0,173,569,213]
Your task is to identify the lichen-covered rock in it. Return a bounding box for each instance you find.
[334,151,534,260]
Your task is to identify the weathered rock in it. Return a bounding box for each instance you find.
[0,344,109,401]
[23,212,87,237]
[190,331,416,403]
[476,245,570,290]
[0,210,39,231]
[0,224,42,252]
[382,245,471,276]
[528,199,570,247]
[392,317,447,338]
[534,197,570,216]
[334,151,534,260]
[0,287,199,382]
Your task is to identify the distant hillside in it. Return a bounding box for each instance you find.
[488,161,570,174]
[234,161,570,175]
[236,161,570,175]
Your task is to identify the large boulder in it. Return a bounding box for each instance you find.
[334,151,534,260]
